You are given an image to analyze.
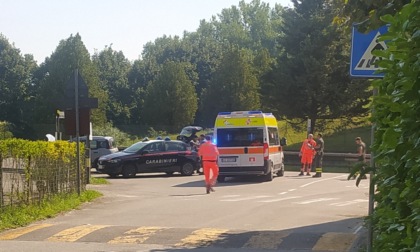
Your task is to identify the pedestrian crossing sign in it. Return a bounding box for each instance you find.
[350,25,388,78]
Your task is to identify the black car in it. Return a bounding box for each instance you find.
[97,140,200,178]
[176,126,203,144]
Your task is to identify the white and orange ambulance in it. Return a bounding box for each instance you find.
[213,111,286,182]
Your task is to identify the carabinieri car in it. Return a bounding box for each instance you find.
[97,140,200,178]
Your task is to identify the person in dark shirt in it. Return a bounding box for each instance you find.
[312,133,324,178]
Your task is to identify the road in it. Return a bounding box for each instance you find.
[0,172,369,252]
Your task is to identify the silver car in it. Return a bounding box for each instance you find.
[75,136,119,168]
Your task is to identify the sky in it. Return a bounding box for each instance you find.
[1,0,292,64]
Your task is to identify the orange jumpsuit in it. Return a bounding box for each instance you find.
[198,141,219,191]
[300,139,316,164]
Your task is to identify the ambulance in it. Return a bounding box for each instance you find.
[213,111,286,182]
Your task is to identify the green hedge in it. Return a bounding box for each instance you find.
[371,1,420,251]
[0,139,85,208]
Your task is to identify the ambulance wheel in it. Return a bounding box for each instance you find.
[277,164,285,177]
[217,176,226,183]
[180,162,194,176]
[265,164,274,181]
[122,164,136,178]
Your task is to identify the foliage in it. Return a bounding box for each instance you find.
[92,46,134,125]
[0,190,101,232]
[92,122,133,147]
[0,121,13,139]
[34,34,108,126]
[0,35,37,138]
[367,1,420,251]
[341,0,412,32]
[142,61,198,132]
[262,0,371,133]
[200,47,261,126]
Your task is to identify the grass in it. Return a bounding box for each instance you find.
[90,177,109,185]
[0,190,102,232]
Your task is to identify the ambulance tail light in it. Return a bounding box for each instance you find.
[263,143,269,160]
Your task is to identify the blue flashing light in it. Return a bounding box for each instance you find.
[248,111,263,114]
[218,112,231,115]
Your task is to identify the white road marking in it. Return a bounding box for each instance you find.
[330,199,368,206]
[258,196,302,203]
[115,194,139,198]
[278,192,288,195]
[221,195,272,202]
[221,195,241,198]
[288,189,296,192]
[295,198,338,204]
[353,224,364,234]
[300,175,348,188]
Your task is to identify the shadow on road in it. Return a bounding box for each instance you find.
[146,218,366,252]
[172,176,267,188]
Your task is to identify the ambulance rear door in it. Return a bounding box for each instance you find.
[216,127,265,167]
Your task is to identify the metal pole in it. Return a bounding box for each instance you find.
[75,70,81,196]
[367,88,377,252]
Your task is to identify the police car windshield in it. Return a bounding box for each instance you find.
[123,142,148,153]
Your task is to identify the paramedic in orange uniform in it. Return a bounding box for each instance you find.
[299,134,316,176]
[198,135,219,194]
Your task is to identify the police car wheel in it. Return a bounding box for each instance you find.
[180,162,194,176]
[122,164,136,178]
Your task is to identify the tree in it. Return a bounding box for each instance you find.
[340,0,411,32]
[262,0,371,132]
[92,46,133,124]
[200,47,261,126]
[0,34,38,138]
[34,34,107,127]
[142,61,198,132]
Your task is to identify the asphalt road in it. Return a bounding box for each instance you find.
[0,172,369,252]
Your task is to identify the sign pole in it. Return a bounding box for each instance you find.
[75,69,81,196]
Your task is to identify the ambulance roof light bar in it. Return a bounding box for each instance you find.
[217,111,263,116]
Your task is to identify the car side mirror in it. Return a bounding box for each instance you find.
[280,137,287,146]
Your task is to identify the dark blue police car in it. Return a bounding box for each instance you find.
[97,140,200,178]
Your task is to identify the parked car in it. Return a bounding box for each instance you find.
[72,136,119,168]
[176,126,203,144]
[97,139,200,178]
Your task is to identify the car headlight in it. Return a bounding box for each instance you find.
[108,159,121,163]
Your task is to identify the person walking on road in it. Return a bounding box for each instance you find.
[198,136,219,194]
[312,133,324,178]
[299,134,316,176]
[355,137,367,179]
